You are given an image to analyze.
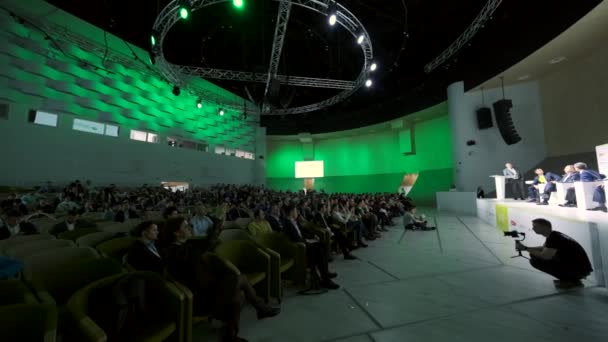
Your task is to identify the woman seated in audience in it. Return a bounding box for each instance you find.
[126,221,164,273]
[246,209,273,237]
[160,216,280,342]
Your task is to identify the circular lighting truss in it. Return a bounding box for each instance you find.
[152,0,375,115]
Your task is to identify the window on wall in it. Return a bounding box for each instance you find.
[130,129,158,143]
[73,118,119,137]
[215,146,225,155]
[236,150,255,160]
[28,110,58,127]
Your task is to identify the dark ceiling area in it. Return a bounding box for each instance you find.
[46,0,601,135]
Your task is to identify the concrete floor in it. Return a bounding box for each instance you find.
[194,212,607,342]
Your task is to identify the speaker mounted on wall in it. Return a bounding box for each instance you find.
[476,107,493,129]
[492,99,522,145]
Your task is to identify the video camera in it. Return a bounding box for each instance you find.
[503,230,528,259]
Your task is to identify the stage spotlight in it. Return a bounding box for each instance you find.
[172,85,181,96]
[151,29,160,47]
[179,0,191,19]
[196,98,202,109]
[327,2,338,26]
[365,79,373,87]
[233,0,244,9]
[357,34,364,45]
[218,108,225,116]
[370,62,377,71]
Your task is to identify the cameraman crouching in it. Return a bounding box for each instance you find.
[516,218,593,289]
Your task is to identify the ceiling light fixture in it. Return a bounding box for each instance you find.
[233,0,244,9]
[549,56,566,64]
[370,62,377,71]
[178,0,191,20]
[151,29,160,47]
[327,2,338,26]
[218,108,225,116]
[357,34,364,44]
[365,79,373,88]
[196,98,203,108]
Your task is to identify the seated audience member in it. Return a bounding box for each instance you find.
[0,210,39,240]
[266,203,284,232]
[36,198,56,214]
[56,195,80,213]
[503,163,526,200]
[313,204,356,260]
[49,209,96,236]
[190,204,214,237]
[558,165,581,207]
[162,206,180,220]
[527,168,561,205]
[282,205,340,289]
[589,184,606,212]
[574,162,605,181]
[246,209,273,237]
[516,218,592,289]
[126,221,163,273]
[161,216,279,342]
[331,204,368,248]
[114,201,140,223]
[403,206,435,231]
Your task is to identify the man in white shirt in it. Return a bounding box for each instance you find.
[190,204,214,237]
[0,210,39,240]
[503,163,526,200]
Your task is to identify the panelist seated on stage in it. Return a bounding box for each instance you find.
[574,162,605,182]
[590,184,607,212]
[516,218,592,289]
[502,162,526,200]
[527,168,561,205]
[557,165,580,208]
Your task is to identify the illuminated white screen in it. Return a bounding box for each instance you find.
[295,161,324,178]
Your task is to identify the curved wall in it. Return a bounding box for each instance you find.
[265,103,453,205]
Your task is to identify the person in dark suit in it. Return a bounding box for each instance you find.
[282,205,339,289]
[557,165,581,207]
[313,204,357,260]
[503,163,526,200]
[527,168,561,205]
[49,209,96,236]
[590,184,607,212]
[266,204,283,232]
[126,221,164,273]
[160,216,279,342]
[574,162,605,182]
[0,210,39,240]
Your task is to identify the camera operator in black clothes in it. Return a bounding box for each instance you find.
[516,218,592,289]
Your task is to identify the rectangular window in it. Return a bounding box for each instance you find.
[130,130,148,142]
[225,148,235,156]
[28,110,58,127]
[147,133,158,143]
[215,146,225,155]
[105,124,119,137]
[73,118,105,135]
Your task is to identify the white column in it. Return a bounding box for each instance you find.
[447,81,472,191]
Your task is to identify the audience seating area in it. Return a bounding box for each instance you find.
[0,181,407,341]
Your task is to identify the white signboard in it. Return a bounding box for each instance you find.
[295,161,324,178]
[596,143,608,176]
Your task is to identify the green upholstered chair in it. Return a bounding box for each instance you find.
[5,239,74,260]
[58,227,101,241]
[0,234,55,255]
[214,240,271,302]
[67,271,185,342]
[75,231,118,248]
[0,279,57,341]
[255,232,307,291]
[96,236,138,261]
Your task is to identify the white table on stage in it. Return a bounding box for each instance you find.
[574,181,605,209]
[491,175,506,200]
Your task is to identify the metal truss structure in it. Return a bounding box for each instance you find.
[152,0,375,115]
[424,0,503,74]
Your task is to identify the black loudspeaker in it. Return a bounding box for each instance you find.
[492,99,522,145]
[476,107,493,129]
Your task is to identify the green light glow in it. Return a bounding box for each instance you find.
[266,103,453,204]
[151,35,156,46]
[180,8,189,19]
[233,0,244,8]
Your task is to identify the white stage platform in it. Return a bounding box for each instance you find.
[476,198,608,286]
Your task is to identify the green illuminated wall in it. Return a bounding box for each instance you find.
[266,103,454,205]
